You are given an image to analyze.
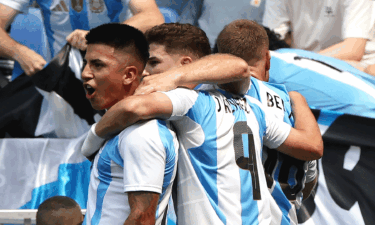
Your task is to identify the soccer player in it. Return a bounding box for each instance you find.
[83,23,323,224]
[214,20,317,224]
[36,196,84,225]
[81,23,178,225]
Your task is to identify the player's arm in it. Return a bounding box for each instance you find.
[124,0,164,33]
[274,92,323,161]
[319,38,368,61]
[0,3,46,76]
[67,0,164,50]
[95,92,173,139]
[319,0,371,61]
[125,191,159,225]
[135,53,251,95]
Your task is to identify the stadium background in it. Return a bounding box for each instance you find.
[0,1,375,225]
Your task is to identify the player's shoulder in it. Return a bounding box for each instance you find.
[118,119,174,143]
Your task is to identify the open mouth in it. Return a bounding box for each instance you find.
[84,84,96,96]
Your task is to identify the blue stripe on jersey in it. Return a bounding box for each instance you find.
[288,166,297,188]
[271,183,292,225]
[247,77,262,100]
[104,0,124,23]
[37,0,56,57]
[91,136,120,225]
[155,120,177,216]
[185,91,227,224]
[242,134,249,158]
[230,97,260,225]
[69,0,90,31]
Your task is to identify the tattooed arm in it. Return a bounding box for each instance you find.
[125,191,160,225]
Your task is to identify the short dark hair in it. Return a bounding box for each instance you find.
[217,19,269,62]
[86,23,149,67]
[145,23,211,59]
[263,26,290,50]
[36,196,80,225]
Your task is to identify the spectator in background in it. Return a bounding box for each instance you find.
[263,0,373,63]
[0,0,164,77]
[177,0,266,48]
[36,196,83,225]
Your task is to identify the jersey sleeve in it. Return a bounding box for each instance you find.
[162,88,200,120]
[263,109,292,149]
[118,121,173,194]
[342,0,372,39]
[0,0,29,14]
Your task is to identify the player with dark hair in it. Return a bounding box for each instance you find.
[145,23,211,59]
[81,23,179,225]
[36,196,83,225]
[83,23,323,224]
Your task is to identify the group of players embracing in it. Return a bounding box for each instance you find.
[80,20,323,225]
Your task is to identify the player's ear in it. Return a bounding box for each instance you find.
[122,66,138,85]
[265,50,271,72]
[179,56,193,66]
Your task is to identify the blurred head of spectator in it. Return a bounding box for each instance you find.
[82,23,149,110]
[217,19,271,81]
[36,196,83,225]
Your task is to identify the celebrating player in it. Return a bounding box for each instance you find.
[81,23,178,225]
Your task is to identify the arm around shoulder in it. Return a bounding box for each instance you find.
[95,92,173,138]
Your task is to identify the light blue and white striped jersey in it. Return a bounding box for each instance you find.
[1,0,131,58]
[269,49,375,119]
[84,119,178,225]
[249,77,308,225]
[200,79,303,224]
[163,88,292,225]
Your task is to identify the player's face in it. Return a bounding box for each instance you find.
[82,44,128,110]
[144,43,183,76]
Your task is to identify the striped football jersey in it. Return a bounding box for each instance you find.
[84,120,178,225]
[163,88,291,225]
